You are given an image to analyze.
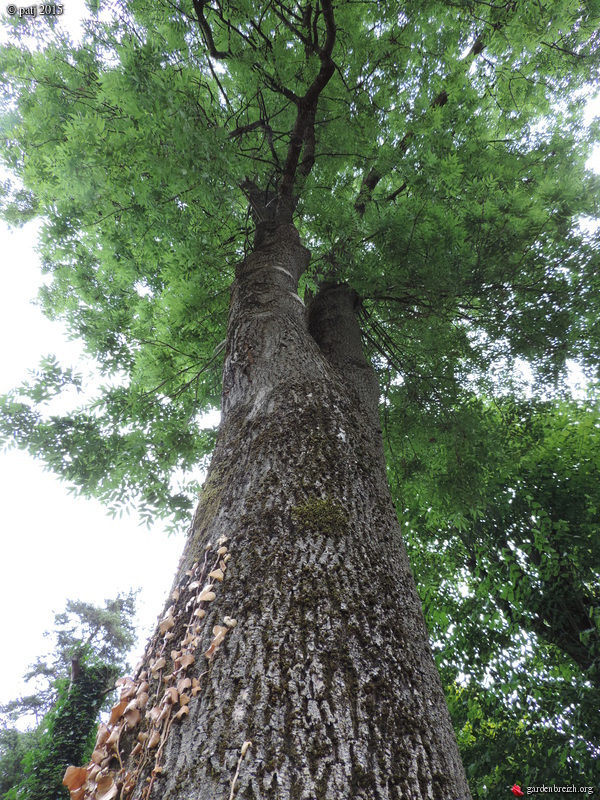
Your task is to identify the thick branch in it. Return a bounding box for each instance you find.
[272,4,313,50]
[229,120,267,139]
[277,0,336,219]
[191,0,230,59]
[297,105,317,178]
[240,178,278,225]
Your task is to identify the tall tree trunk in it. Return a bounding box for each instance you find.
[84,223,471,800]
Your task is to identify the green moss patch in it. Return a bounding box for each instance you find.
[291,498,349,538]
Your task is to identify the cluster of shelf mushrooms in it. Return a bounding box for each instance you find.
[63,535,241,800]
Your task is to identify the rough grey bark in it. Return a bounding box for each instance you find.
[113,223,471,800]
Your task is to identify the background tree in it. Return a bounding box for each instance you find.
[0,729,34,800]
[1,0,600,797]
[0,594,137,800]
[392,392,600,793]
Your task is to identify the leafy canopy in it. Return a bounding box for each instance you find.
[1,0,599,521]
[396,393,600,792]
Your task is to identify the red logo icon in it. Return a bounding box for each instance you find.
[511,786,524,797]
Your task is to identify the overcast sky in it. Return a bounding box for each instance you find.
[0,5,599,720]
[0,217,189,711]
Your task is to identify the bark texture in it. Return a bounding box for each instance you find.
[122,223,471,799]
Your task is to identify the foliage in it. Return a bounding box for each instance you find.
[0,594,137,800]
[4,668,109,800]
[0,729,36,799]
[2,592,137,724]
[394,392,600,788]
[1,0,600,792]
[446,679,597,797]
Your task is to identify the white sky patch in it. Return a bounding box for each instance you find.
[0,0,116,47]
[0,218,186,711]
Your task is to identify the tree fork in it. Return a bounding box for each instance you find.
[71,225,471,799]
[307,283,381,429]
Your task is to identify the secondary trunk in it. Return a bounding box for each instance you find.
[75,223,471,800]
